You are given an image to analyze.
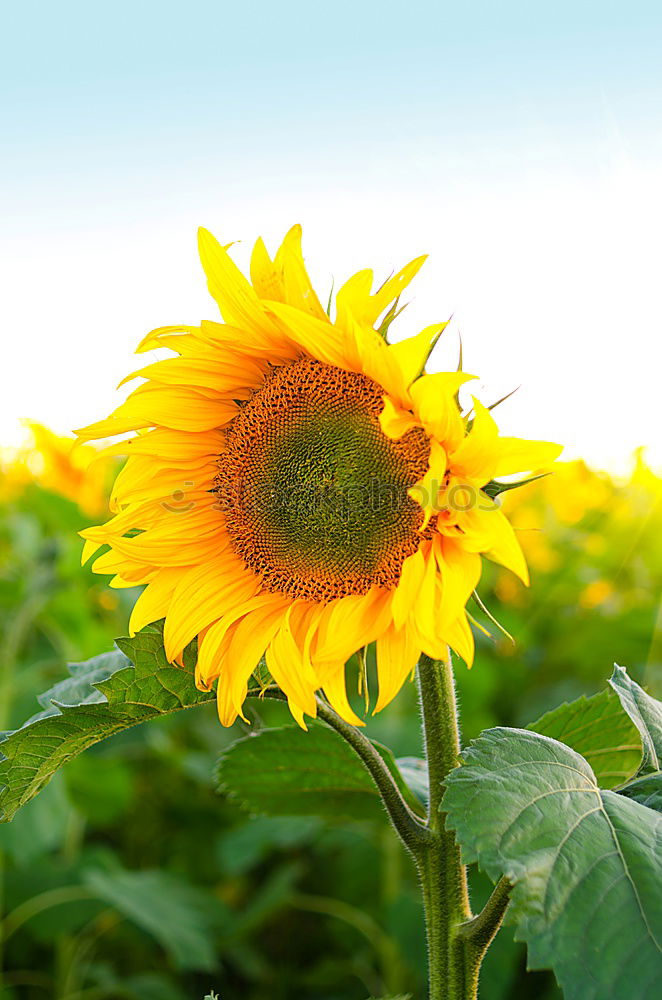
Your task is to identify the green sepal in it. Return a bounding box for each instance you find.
[482,472,550,498]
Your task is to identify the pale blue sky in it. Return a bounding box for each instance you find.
[2,1,661,469]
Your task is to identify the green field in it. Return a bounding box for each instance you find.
[1,431,660,1000]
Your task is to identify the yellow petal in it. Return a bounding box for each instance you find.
[321,663,365,726]
[409,439,447,529]
[221,599,289,721]
[378,397,419,439]
[353,321,409,404]
[388,322,448,386]
[448,399,499,482]
[334,269,374,332]
[445,613,475,666]
[313,588,392,667]
[266,300,354,370]
[76,385,237,439]
[433,535,482,629]
[163,555,260,662]
[494,438,563,478]
[129,568,181,635]
[118,356,264,396]
[198,227,278,337]
[375,622,420,712]
[410,545,438,641]
[81,536,103,565]
[197,594,284,686]
[265,603,319,722]
[409,373,475,448]
[461,506,529,585]
[92,427,224,464]
[135,325,200,354]
[273,225,328,320]
[336,256,427,330]
[391,547,426,629]
[250,236,284,301]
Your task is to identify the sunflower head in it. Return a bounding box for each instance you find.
[76,225,561,728]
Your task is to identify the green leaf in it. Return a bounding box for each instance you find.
[609,664,662,774]
[0,622,219,823]
[0,774,71,864]
[528,687,641,788]
[366,995,413,1000]
[618,772,662,813]
[395,756,428,806]
[217,724,423,823]
[444,727,662,1000]
[84,867,229,971]
[216,816,322,876]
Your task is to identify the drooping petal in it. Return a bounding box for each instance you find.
[218,598,290,723]
[266,603,320,727]
[445,612,475,666]
[321,662,365,726]
[375,622,420,712]
[313,588,393,668]
[433,535,482,628]
[391,547,427,629]
[460,505,530,585]
[129,568,182,635]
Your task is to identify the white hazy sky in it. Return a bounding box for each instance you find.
[2,1,661,472]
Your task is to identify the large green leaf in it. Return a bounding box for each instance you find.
[84,867,229,971]
[217,724,424,823]
[607,667,662,812]
[618,772,662,812]
[0,622,218,822]
[444,727,662,1000]
[609,664,662,774]
[528,687,641,788]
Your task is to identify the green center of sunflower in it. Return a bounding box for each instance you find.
[215,358,430,601]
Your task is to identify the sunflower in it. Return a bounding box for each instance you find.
[1,421,110,515]
[76,226,561,727]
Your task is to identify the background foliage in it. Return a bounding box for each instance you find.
[0,427,660,999]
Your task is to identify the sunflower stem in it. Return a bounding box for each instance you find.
[416,653,477,1000]
[260,687,432,853]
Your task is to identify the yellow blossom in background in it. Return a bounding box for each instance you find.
[579,579,614,610]
[76,226,561,728]
[0,421,111,516]
[496,454,662,627]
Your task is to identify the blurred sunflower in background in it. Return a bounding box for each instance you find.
[76,227,561,727]
[0,421,110,516]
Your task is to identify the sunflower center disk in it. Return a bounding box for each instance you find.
[215,359,430,601]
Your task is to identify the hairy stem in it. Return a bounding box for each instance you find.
[417,653,472,999]
[259,664,511,999]
[457,876,513,960]
[259,686,431,853]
